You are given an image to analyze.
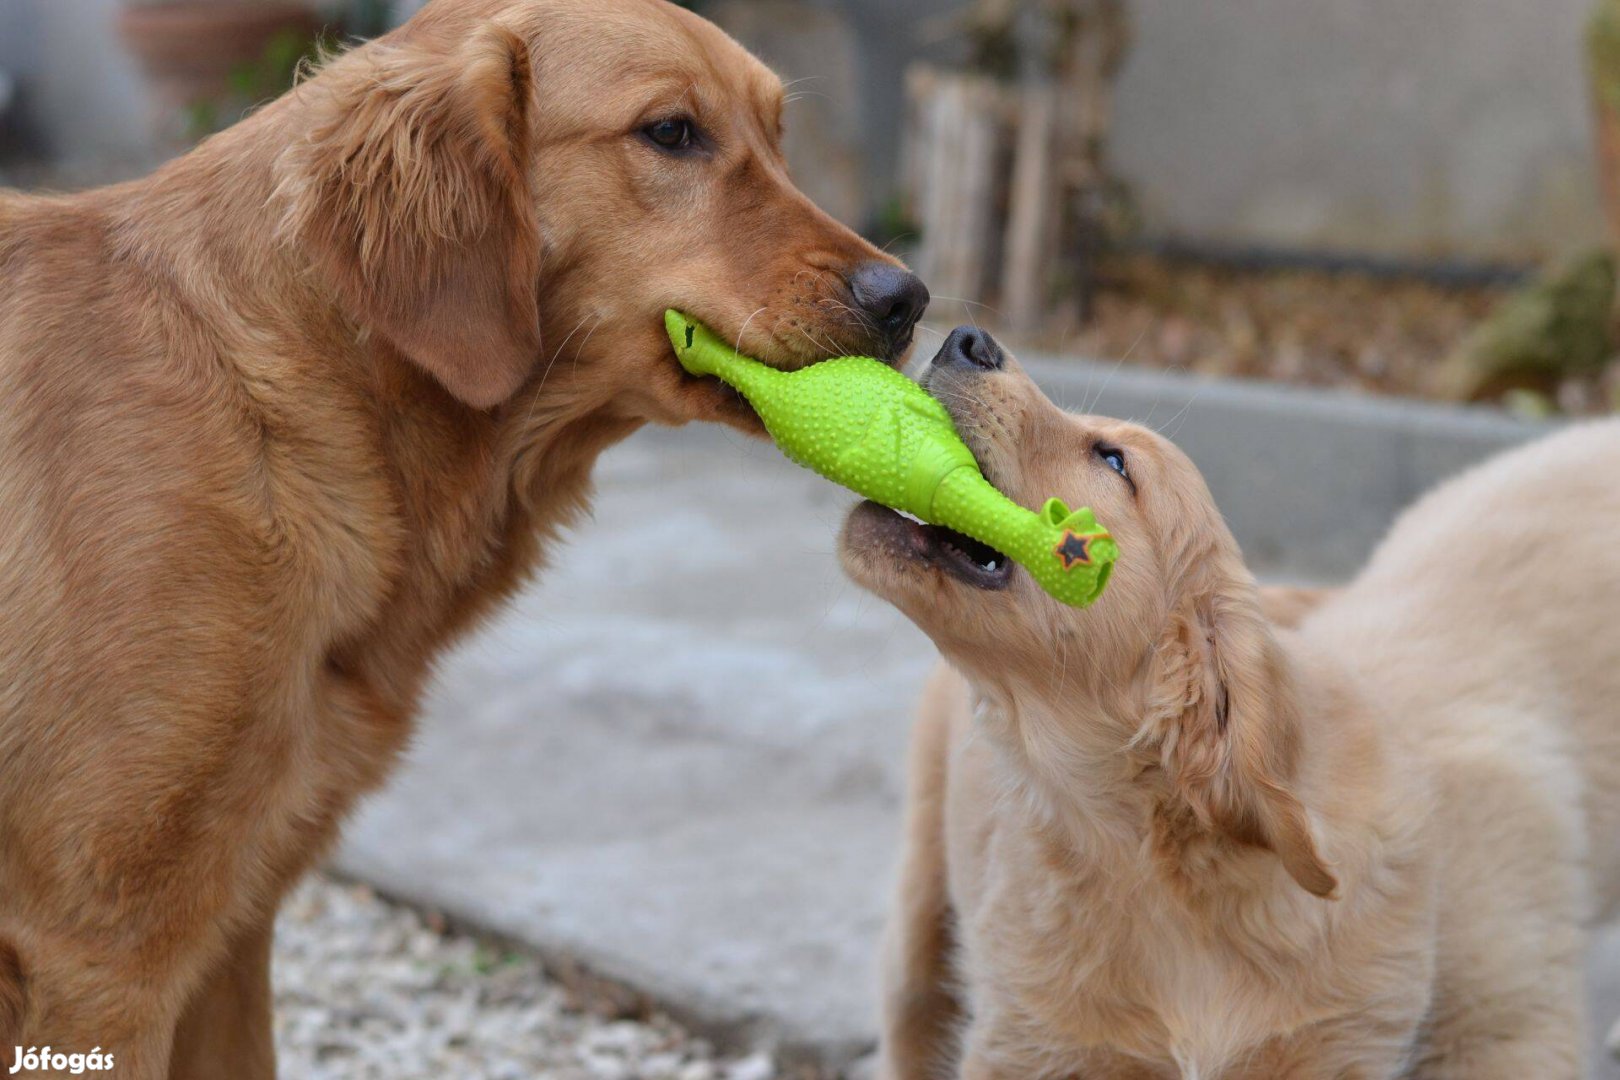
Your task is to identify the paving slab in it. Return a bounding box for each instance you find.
[337,422,930,1066]
[334,359,1615,1076]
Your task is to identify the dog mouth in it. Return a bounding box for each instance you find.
[848,501,1013,590]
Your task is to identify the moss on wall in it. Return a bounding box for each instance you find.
[1434,249,1616,400]
[1591,0,1620,111]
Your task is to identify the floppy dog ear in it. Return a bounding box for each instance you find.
[276,26,541,408]
[1139,563,1338,898]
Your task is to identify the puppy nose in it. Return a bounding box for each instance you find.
[937,325,1004,371]
[849,262,929,354]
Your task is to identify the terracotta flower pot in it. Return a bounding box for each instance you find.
[116,1,320,130]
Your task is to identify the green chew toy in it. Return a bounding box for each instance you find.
[665,311,1118,607]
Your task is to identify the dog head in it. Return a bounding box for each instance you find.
[841,328,1336,898]
[274,0,924,421]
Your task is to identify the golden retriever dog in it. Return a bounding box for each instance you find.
[843,327,1620,1079]
[0,0,926,1074]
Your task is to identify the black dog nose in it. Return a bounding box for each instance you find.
[849,262,929,354]
[937,325,1004,371]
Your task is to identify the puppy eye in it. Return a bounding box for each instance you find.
[1096,444,1128,479]
[642,116,698,153]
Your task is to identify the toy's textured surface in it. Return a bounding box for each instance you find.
[666,311,1117,607]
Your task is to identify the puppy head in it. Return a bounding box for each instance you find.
[275,0,923,421]
[841,328,1335,898]
[840,327,1203,690]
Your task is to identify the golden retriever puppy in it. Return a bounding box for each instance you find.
[843,327,1620,1079]
[0,0,925,1074]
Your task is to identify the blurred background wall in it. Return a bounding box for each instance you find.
[0,0,153,168]
[1111,0,1600,260]
[0,0,1602,260]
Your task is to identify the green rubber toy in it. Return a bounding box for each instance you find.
[665,311,1118,607]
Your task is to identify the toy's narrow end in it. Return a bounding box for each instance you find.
[664,309,761,384]
[1039,497,1119,608]
[664,309,702,373]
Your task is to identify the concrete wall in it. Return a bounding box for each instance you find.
[703,0,948,231]
[0,0,349,172]
[714,0,1606,258]
[0,0,153,167]
[3,0,1606,259]
[1111,0,1604,261]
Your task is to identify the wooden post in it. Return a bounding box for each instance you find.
[904,65,1008,320]
[1053,0,1131,323]
[901,0,1130,334]
[1002,82,1058,337]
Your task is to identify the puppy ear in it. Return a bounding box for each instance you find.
[1139,561,1338,898]
[276,26,541,408]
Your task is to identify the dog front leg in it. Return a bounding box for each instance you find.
[6,955,189,1080]
[957,1050,1017,1080]
[168,917,276,1080]
[1406,971,1583,1080]
[954,1020,1087,1080]
[1408,1021,1583,1080]
[878,671,966,1080]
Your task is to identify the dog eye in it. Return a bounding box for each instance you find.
[643,117,698,153]
[1096,444,1128,479]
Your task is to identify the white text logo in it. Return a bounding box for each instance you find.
[8,1048,114,1074]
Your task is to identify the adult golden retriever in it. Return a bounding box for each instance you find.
[843,328,1620,1079]
[0,0,925,1074]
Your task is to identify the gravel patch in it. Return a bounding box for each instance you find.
[273,875,793,1080]
[1058,253,1510,402]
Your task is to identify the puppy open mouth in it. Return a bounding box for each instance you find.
[850,501,1013,590]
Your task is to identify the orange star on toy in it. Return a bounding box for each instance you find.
[1055,530,1107,570]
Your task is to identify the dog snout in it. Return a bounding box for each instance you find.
[849,262,929,357]
[936,326,1004,372]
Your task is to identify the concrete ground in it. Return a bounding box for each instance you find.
[335,362,1618,1076]
[338,421,924,1067]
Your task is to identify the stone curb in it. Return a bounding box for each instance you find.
[1020,355,1559,578]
